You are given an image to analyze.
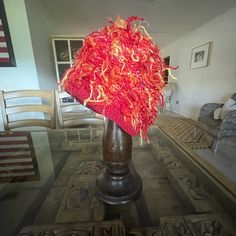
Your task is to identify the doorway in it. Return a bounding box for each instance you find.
[163,56,170,84]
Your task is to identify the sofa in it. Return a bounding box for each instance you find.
[198,93,236,151]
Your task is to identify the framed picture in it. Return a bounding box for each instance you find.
[0,0,16,67]
[190,42,211,69]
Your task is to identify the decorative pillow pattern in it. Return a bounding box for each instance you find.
[214,108,222,120]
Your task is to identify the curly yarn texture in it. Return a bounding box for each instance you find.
[61,16,168,140]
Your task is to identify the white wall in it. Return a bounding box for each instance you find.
[0,0,39,91]
[0,0,39,130]
[24,0,89,90]
[25,0,58,90]
[161,7,236,120]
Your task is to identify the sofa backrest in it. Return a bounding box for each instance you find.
[231,93,236,101]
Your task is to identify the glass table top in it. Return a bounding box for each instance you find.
[0,127,235,236]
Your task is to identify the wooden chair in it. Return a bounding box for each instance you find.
[55,90,104,128]
[0,131,40,182]
[55,90,104,145]
[0,90,55,131]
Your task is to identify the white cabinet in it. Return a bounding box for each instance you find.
[52,36,84,84]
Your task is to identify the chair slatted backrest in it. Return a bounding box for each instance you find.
[0,131,40,182]
[55,90,104,128]
[0,90,55,131]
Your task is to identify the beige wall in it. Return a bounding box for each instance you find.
[25,0,58,90]
[161,7,236,120]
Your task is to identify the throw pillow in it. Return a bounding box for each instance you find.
[214,108,222,120]
[220,98,236,119]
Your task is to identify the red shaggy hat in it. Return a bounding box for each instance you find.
[61,16,169,140]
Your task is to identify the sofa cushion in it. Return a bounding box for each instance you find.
[203,117,221,128]
[220,98,236,119]
[199,117,221,137]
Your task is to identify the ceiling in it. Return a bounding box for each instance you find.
[41,0,236,47]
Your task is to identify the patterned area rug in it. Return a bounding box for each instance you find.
[154,116,214,149]
[18,215,236,236]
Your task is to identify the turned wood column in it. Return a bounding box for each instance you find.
[95,119,142,205]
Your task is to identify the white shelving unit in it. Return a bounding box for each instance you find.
[51,36,84,84]
[51,36,84,103]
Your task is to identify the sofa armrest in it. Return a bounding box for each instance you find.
[218,110,236,140]
[198,103,223,121]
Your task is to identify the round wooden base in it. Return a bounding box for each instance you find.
[95,163,142,205]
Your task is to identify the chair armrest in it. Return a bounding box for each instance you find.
[198,103,223,121]
[218,110,236,140]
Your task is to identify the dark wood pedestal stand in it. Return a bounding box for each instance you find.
[95,119,142,205]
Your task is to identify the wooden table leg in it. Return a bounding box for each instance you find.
[95,119,142,205]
